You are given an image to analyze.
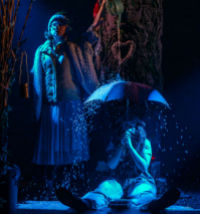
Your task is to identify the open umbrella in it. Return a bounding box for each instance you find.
[85,80,169,127]
[86,80,169,108]
[84,80,170,165]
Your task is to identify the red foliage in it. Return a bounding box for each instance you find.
[93,0,100,19]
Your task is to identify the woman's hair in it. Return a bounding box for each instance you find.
[109,118,146,149]
[124,118,146,130]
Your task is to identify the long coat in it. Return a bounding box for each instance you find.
[31,35,99,165]
[31,36,99,120]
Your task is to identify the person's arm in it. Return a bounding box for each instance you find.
[87,0,107,32]
[123,130,152,173]
[82,0,107,45]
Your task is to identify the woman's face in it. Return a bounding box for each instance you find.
[50,20,67,38]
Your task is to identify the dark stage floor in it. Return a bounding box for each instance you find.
[16,200,200,214]
[16,189,200,214]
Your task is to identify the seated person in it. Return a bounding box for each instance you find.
[56,119,180,212]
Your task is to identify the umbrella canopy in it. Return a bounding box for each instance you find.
[86,80,169,108]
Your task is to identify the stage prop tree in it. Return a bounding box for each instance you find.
[94,0,163,89]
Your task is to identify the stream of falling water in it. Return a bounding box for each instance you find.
[117,17,122,75]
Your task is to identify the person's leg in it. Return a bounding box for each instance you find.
[140,187,180,212]
[126,179,180,211]
[55,179,123,211]
[55,187,90,212]
[127,182,157,208]
[82,179,123,209]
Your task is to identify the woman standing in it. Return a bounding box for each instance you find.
[31,6,106,165]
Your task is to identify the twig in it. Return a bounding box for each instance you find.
[17,0,33,49]
[0,0,33,108]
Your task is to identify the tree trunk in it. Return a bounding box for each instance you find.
[97,0,163,89]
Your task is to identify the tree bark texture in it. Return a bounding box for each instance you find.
[96,0,163,89]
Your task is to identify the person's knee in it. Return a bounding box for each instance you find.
[96,180,123,200]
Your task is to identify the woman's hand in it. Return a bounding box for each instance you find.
[123,127,136,148]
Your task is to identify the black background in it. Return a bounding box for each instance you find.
[9,0,200,188]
